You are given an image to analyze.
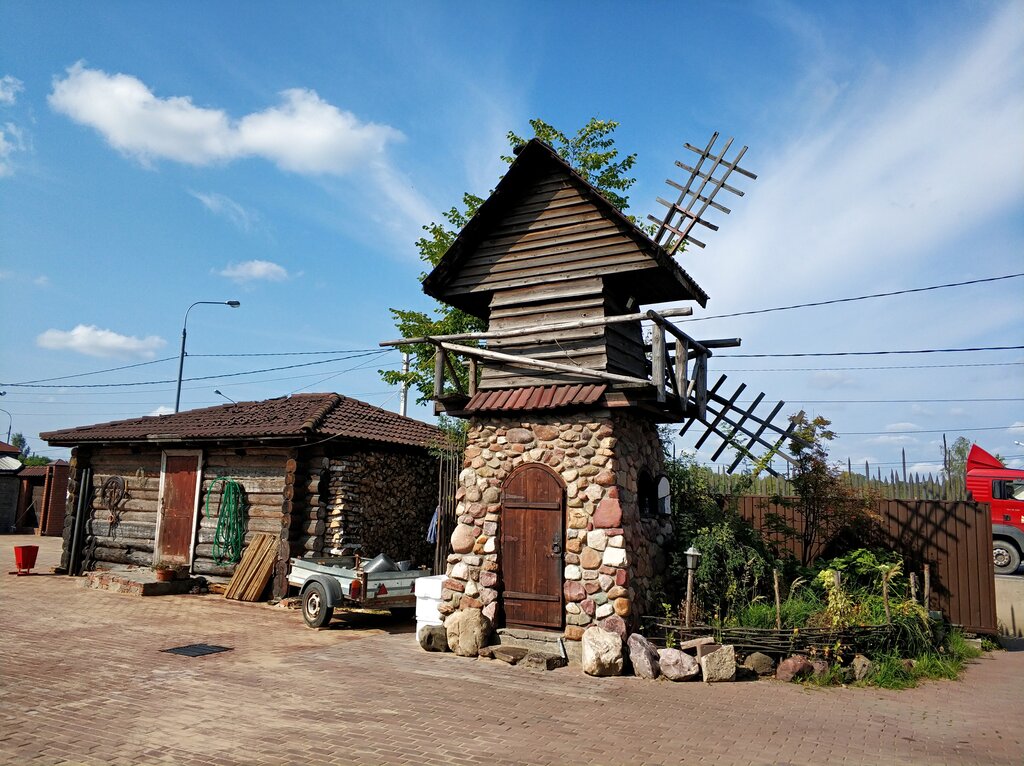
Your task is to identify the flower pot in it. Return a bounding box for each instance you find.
[154,568,177,582]
[13,545,39,574]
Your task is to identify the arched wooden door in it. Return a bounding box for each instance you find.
[500,463,564,630]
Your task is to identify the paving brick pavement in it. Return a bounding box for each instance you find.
[1,534,1021,766]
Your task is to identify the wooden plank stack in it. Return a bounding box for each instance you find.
[224,533,278,602]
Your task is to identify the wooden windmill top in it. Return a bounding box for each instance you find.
[421,138,709,319]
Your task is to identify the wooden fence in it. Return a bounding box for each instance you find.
[708,469,967,501]
[735,496,997,634]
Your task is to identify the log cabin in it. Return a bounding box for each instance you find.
[42,393,444,598]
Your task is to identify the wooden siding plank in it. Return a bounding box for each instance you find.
[490,278,603,308]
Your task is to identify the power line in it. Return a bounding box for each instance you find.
[717,361,1024,372]
[721,345,1023,359]
[0,350,392,389]
[3,356,178,385]
[743,397,1023,404]
[838,425,1014,435]
[682,272,1024,322]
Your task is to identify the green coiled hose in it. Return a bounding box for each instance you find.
[207,477,246,565]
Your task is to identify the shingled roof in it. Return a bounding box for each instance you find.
[41,393,444,449]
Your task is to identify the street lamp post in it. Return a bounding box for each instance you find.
[174,300,241,413]
[0,407,11,443]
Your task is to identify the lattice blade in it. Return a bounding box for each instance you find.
[679,375,806,475]
[650,132,757,256]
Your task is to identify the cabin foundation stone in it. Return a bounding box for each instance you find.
[442,411,671,642]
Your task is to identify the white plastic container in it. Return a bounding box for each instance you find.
[414,574,446,644]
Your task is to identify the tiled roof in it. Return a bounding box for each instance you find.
[0,441,21,455]
[41,393,444,449]
[463,384,607,413]
[18,465,49,477]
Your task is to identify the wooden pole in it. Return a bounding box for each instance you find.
[436,340,651,386]
[923,564,931,610]
[773,569,782,630]
[379,306,694,347]
[685,569,695,629]
[433,348,445,399]
[652,325,667,403]
[910,572,918,603]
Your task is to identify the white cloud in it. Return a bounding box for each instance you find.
[32,275,50,287]
[148,406,174,417]
[189,190,258,232]
[1009,421,1024,434]
[885,422,921,432]
[867,434,917,445]
[0,75,23,105]
[0,122,26,177]
[702,5,1024,308]
[908,462,944,476]
[48,63,403,175]
[809,370,857,390]
[218,259,288,283]
[37,324,166,359]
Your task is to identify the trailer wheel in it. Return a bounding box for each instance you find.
[302,582,334,628]
[993,540,1021,575]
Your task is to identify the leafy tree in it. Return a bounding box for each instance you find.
[942,435,973,479]
[10,432,28,457]
[768,413,879,567]
[382,118,640,404]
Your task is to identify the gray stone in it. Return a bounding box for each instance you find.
[743,651,776,676]
[627,634,661,680]
[776,655,814,682]
[852,654,874,681]
[658,648,700,681]
[809,658,830,678]
[581,626,624,676]
[521,652,568,671]
[445,608,492,657]
[418,624,449,652]
[492,646,529,665]
[700,645,736,683]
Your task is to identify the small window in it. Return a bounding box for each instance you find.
[638,470,657,518]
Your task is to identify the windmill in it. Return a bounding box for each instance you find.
[385,132,804,476]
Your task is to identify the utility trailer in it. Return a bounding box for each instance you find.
[288,554,431,628]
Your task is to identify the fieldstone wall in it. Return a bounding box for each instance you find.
[440,411,671,641]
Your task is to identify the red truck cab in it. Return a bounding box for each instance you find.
[966,444,1024,575]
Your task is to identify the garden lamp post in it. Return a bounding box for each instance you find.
[684,545,702,628]
[174,300,240,413]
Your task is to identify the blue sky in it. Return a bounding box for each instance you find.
[1,1,1021,475]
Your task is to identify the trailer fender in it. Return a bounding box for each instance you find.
[299,574,345,607]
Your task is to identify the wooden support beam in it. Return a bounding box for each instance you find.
[675,338,688,399]
[443,350,465,393]
[433,349,445,400]
[652,325,667,403]
[379,307,694,347]
[437,341,651,387]
[468,358,478,396]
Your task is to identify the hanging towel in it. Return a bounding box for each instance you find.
[426,505,440,544]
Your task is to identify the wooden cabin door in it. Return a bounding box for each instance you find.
[500,464,564,630]
[156,451,202,566]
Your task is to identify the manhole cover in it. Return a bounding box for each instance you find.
[161,643,233,657]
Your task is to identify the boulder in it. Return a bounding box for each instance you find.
[809,658,830,678]
[658,648,700,681]
[627,634,661,680]
[598,615,627,642]
[776,655,814,682]
[700,645,736,683]
[450,524,477,554]
[418,624,449,652]
[581,626,624,676]
[852,654,874,682]
[743,652,776,677]
[445,608,492,657]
